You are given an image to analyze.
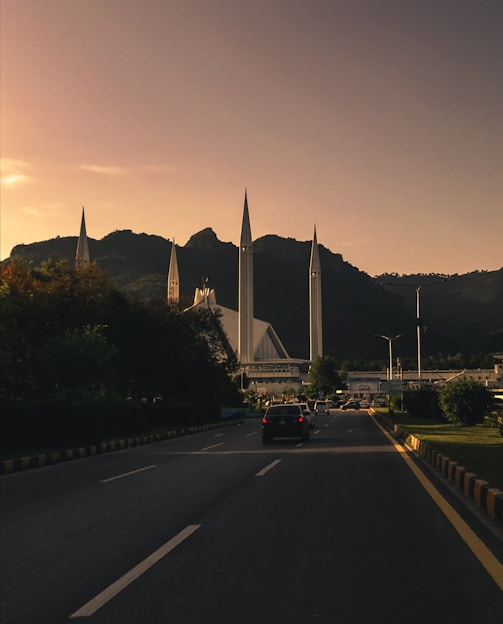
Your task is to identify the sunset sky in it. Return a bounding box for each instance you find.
[1,0,502,276]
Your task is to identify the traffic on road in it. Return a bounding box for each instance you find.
[2,409,502,623]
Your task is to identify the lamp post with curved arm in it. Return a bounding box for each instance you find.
[381,279,449,385]
[375,334,403,381]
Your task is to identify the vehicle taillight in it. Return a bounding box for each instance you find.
[262,416,268,424]
[298,416,304,423]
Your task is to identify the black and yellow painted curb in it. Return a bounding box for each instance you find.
[0,419,243,477]
[373,411,503,527]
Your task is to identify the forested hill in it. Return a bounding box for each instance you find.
[8,229,503,361]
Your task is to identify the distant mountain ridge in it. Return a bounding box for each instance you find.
[8,230,503,360]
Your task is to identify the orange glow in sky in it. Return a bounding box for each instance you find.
[1,0,502,275]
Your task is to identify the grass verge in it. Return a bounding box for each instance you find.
[377,409,503,491]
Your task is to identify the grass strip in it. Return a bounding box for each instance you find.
[378,409,503,491]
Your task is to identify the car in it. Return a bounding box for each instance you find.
[262,404,310,443]
[314,400,329,416]
[360,400,370,409]
[298,402,316,429]
[371,399,386,408]
[341,399,361,410]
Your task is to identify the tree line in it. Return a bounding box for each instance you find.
[0,259,242,450]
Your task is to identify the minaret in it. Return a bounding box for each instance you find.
[75,207,90,266]
[167,239,180,305]
[309,225,323,360]
[238,190,254,363]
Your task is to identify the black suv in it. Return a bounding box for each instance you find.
[262,404,310,443]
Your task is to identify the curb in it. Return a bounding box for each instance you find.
[0,419,243,476]
[372,411,503,527]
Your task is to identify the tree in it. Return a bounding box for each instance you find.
[403,386,441,420]
[309,355,344,396]
[438,378,493,425]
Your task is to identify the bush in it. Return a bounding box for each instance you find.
[403,386,442,420]
[438,378,493,426]
[0,392,149,450]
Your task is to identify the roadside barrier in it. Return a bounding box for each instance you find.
[0,419,243,476]
[372,411,503,527]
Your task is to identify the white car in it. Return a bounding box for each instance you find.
[314,400,329,416]
[298,403,316,429]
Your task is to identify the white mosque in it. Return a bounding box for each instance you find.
[76,193,324,394]
[167,191,324,394]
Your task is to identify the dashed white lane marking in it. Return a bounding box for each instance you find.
[245,432,258,437]
[70,524,201,618]
[214,433,224,437]
[255,459,282,477]
[314,430,321,435]
[100,465,156,483]
[200,443,225,451]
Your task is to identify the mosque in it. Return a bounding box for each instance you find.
[76,192,324,394]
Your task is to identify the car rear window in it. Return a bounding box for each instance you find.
[267,405,301,416]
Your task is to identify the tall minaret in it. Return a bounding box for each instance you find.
[167,239,180,305]
[238,190,254,363]
[309,225,323,361]
[75,207,90,266]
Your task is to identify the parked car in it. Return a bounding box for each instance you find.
[371,399,386,408]
[298,403,316,429]
[262,404,310,443]
[341,399,361,410]
[360,400,370,409]
[314,400,329,416]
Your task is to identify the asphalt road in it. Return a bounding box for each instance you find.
[1,410,502,623]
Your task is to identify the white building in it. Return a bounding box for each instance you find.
[168,191,323,394]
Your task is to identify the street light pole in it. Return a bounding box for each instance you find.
[416,287,422,384]
[375,334,403,380]
[381,278,450,386]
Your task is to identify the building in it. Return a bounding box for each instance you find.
[168,192,324,394]
[166,239,180,305]
[309,225,323,361]
[75,207,90,266]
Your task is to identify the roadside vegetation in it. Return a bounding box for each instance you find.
[0,259,243,457]
[376,380,503,490]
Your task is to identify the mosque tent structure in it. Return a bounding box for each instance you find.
[183,285,306,393]
[168,191,323,394]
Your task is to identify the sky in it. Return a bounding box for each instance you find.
[1,0,502,276]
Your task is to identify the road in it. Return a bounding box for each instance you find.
[1,410,502,623]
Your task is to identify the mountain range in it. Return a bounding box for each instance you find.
[8,229,503,361]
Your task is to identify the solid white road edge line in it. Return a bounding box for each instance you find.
[100,465,156,483]
[69,524,202,618]
[255,459,282,477]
